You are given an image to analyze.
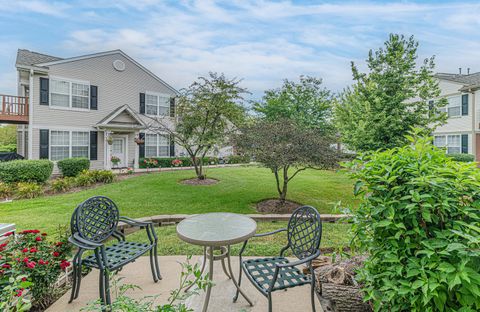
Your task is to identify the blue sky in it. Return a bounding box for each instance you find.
[1,0,480,99]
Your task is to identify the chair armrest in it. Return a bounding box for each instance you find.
[119,216,152,227]
[69,235,101,250]
[276,250,321,268]
[254,228,287,238]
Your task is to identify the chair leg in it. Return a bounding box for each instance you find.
[154,242,162,280]
[74,263,82,299]
[268,292,273,312]
[310,265,317,312]
[68,262,77,303]
[104,271,112,306]
[98,269,106,306]
[149,249,158,283]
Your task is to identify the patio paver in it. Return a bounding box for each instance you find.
[47,256,324,312]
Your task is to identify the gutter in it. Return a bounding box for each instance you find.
[27,69,33,159]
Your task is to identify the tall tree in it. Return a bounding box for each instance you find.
[147,72,248,180]
[335,34,447,152]
[235,119,339,203]
[253,76,334,135]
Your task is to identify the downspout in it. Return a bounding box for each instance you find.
[27,69,34,159]
[471,90,476,161]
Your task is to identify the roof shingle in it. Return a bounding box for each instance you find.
[16,49,62,67]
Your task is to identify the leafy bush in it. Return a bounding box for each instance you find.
[0,144,17,152]
[225,155,250,164]
[138,156,251,168]
[0,160,53,183]
[50,177,75,193]
[57,158,90,177]
[446,153,475,162]
[344,130,480,311]
[15,182,43,199]
[75,170,115,186]
[75,170,96,186]
[0,182,13,198]
[0,228,72,310]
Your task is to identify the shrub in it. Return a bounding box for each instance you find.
[0,228,72,309]
[75,170,115,186]
[75,170,96,186]
[0,182,13,198]
[138,157,228,168]
[50,177,74,193]
[344,130,480,311]
[0,143,17,152]
[225,155,250,164]
[57,158,90,177]
[15,182,43,199]
[0,159,53,183]
[446,153,475,162]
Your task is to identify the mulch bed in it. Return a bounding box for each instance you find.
[256,199,302,214]
[179,178,219,185]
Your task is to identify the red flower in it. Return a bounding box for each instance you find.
[22,257,29,263]
[53,251,60,257]
[21,248,28,253]
[60,260,70,270]
[21,277,27,282]
[3,231,14,237]
[2,264,11,269]
[15,289,23,297]
[29,247,38,253]
[39,259,46,265]
[26,261,36,269]
[35,236,42,242]
[55,242,63,247]
[0,243,8,248]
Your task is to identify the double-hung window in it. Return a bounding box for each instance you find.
[50,78,90,109]
[50,130,89,161]
[145,133,169,157]
[434,134,462,154]
[145,92,170,116]
[439,96,461,117]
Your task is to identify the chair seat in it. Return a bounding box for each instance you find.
[83,241,152,270]
[242,257,311,294]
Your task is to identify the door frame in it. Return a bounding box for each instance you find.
[111,134,128,168]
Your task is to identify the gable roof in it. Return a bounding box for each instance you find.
[16,49,62,67]
[36,49,179,95]
[96,104,146,129]
[436,72,480,86]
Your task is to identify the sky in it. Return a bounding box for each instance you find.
[1,0,480,99]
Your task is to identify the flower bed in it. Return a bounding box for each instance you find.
[139,155,250,169]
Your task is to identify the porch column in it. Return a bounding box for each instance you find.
[134,130,140,169]
[104,131,111,170]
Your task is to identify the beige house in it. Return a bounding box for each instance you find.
[14,49,178,170]
[433,72,480,160]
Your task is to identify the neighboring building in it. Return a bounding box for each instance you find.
[433,72,480,160]
[9,49,180,170]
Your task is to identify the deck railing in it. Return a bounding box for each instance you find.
[0,95,29,123]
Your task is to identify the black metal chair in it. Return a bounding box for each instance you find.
[68,196,161,306]
[235,206,322,312]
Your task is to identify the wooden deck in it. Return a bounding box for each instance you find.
[0,94,29,124]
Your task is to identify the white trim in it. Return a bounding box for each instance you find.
[145,91,171,117]
[33,125,96,131]
[98,104,146,127]
[49,129,90,161]
[36,50,179,95]
[110,134,128,167]
[49,76,91,110]
[28,69,34,159]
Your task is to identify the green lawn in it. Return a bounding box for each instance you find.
[0,166,357,234]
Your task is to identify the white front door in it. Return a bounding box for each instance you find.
[111,137,126,167]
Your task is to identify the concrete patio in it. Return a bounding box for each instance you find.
[47,255,323,312]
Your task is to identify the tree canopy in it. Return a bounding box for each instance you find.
[335,34,447,152]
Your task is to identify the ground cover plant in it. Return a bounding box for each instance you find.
[345,130,480,311]
[0,167,356,234]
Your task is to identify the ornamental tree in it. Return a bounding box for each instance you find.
[147,72,248,180]
[253,75,334,135]
[234,119,339,203]
[335,34,447,152]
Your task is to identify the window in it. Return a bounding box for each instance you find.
[145,92,170,116]
[50,130,89,161]
[439,96,462,117]
[434,134,461,154]
[145,133,169,157]
[50,78,90,109]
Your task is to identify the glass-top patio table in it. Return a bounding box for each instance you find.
[176,212,257,312]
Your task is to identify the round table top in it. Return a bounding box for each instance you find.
[176,213,257,247]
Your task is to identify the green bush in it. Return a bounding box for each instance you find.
[50,177,75,193]
[75,170,96,186]
[0,182,13,198]
[446,153,475,162]
[75,170,115,186]
[0,144,17,152]
[57,158,90,177]
[0,160,53,183]
[15,182,43,199]
[225,155,250,164]
[138,156,250,168]
[344,130,480,311]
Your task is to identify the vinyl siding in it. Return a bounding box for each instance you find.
[433,80,472,134]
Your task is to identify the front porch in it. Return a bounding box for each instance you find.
[47,256,323,312]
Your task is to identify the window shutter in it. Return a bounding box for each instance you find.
[428,100,434,116]
[169,134,175,157]
[170,97,175,117]
[90,85,98,110]
[139,93,145,114]
[461,134,468,154]
[39,129,49,159]
[462,94,469,116]
[39,78,49,105]
[90,131,98,160]
[139,132,145,158]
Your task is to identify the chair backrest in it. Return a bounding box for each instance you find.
[73,196,119,243]
[287,206,322,260]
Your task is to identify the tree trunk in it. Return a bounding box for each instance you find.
[279,166,289,202]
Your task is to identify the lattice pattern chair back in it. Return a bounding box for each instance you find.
[287,206,322,259]
[75,196,119,243]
